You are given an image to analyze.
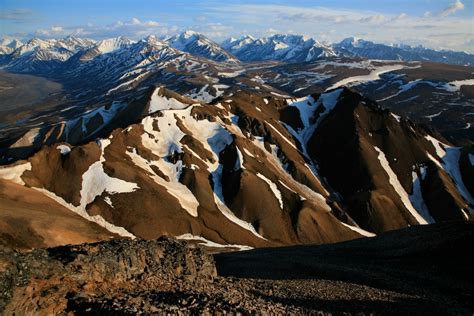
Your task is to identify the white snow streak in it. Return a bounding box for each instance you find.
[176,234,253,251]
[340,222,376,237]
[374,146,428,224]
[256,173,284,209]
[425,135,447,158]
[327,64,408,90]
[409,168,435,223]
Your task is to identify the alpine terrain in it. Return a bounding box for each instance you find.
[0,30,473,314]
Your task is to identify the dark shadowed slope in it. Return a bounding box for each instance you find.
[215,221,474,314]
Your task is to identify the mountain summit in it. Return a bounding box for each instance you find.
[166,31,238,63]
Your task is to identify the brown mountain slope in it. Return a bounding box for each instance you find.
[0,179,117,250]
[291,87,473,233]
[0,86,472,249]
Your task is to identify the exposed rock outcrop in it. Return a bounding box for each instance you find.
[0,237,216,314]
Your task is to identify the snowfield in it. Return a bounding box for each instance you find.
[327,64,413,90]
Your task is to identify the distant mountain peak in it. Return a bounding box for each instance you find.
[339,37,364,47]
[181,30,198,38]
[166,31,238,63]
[95,36,132,54]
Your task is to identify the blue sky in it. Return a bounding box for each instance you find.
[1,0,473,52]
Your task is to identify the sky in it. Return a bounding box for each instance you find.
[1,0,473,52]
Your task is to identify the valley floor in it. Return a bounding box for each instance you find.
[1,222,472,315]
[0,70,64,126]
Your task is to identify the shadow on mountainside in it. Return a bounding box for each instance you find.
[215,221,474,314]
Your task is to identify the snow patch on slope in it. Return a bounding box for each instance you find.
[425,135,446,158]
[409,168,435,224]
[286,88,343,150]
[64,101,128,139]
[0,146,136,238]
[340,222,376,237]
[442,79,474,92]
[35,188,136,238]
[218,70,245,78]
[256,173,284,209]
[441,148,474,205]
[176,234,253,251]
[327,64,409,90]
[148,87,189,113]
[424,135,473,204]
[10,128,41,148]
[374,146,428,224]
[138,104,265,237]
[56,144,71,155]
[0,162,32,185]
[126,148,199,217]
[80,139,139,208]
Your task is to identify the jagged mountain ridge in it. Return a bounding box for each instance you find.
[335,37,474,66]
[0,85,472,250]
[221,34,337,63]
[2,31,474,75]
[3,37,96,73]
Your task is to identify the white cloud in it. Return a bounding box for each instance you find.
[358,14,386,24]
[31,18,174,40]
[35,25,65,36]
[131,17,141,25]
[396,13,407,20]
[189,22,234,39]
[145,21,160,27]
[440,0,465,16]
[51,26,63,32]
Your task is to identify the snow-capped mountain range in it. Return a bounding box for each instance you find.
[1,31,473,72]
[335,37,474,66]
[221,34,337,62]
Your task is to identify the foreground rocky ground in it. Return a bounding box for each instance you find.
[0,222,473,315]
